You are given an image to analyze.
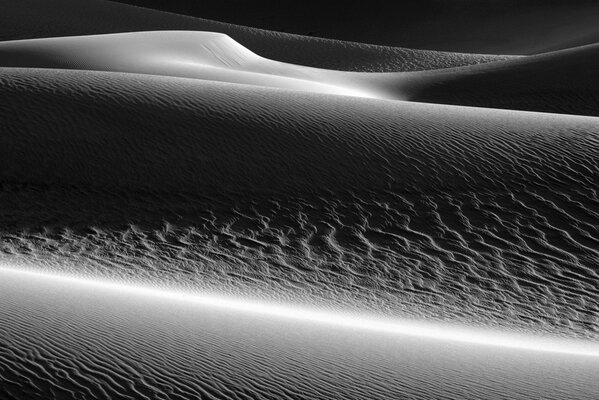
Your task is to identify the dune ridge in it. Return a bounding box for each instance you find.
[2,30,599,115]
[398,42,599,116]
[1,1,599,398]
[0,67,597,339]
[0,0,512,72]
[0,31,389,99]
[3,269,599,400]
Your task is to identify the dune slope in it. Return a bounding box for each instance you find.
[3,270,599,400]
[0,31,389,99]
[399,43,599,116]
[1,1,598,399]
[0,0,511,72]
[3,30,599,116]
[0,67,597,339]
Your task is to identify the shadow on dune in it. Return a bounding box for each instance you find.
[400,43,599,117]
[0,67,598,338]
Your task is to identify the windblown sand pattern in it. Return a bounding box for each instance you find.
[1,1,598,399]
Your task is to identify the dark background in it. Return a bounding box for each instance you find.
[109,0,599,54]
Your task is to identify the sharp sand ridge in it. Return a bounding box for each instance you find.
[2,30,598,115]
[4,265,599,358]
[0,0,512,72]
[3,265,599,400]
[0,31,395,99]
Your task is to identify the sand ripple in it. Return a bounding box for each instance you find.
[0,68,597,339]
[1,272,599,400]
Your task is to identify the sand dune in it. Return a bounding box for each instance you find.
[399,42,599,116]
[1,67,597,339]
[2,30,598,115]
[111,0,599,55]
[1,1,598,399]
[0,31,388,99]
[3,269,599,400]
[0,0,511,72]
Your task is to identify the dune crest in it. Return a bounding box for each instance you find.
[0,31,386,98]
[3,30,599,115]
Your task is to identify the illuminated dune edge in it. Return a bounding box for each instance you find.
[0,31,389,99]
[2,265,599,357]
[0,0,511,72]
[3,265,599,400]
[2,30,598,114]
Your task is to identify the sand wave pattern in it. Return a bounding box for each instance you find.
[2,1,599,397]
[0,67,597,339]
[3,271,599,400]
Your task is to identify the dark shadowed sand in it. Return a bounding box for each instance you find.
[112,0,599,55]
[0,1,598,399]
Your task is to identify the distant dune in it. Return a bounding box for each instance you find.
[398,42,599,116]
[2,31,597,115]
[0,31,389,99]
[0,0,511,72]
[112,0,599,55]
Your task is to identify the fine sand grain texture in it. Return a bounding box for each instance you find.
[1,1,598,399]
[0,67,597,339]
[1,269,599,400]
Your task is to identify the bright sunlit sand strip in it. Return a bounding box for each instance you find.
[2,265,599,358]
[0,31,391,99]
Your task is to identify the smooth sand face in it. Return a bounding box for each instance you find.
[0,31,390,98]
[2,30,598,115]
[0,0,513,72]
[398,42,599,116]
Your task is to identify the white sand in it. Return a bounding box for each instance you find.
[0,31,393,98]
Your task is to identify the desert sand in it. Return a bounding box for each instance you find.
[2,267,599,400]
[0,1,598,399]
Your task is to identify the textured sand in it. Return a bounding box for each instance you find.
[1,1,598,399]
[2,269,599,400]
[0,67,597,339]
[2,31,597,114]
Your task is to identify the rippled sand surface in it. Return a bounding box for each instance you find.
[2,270,599,400]
[1,0,599,399]
[0,67,597,339]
